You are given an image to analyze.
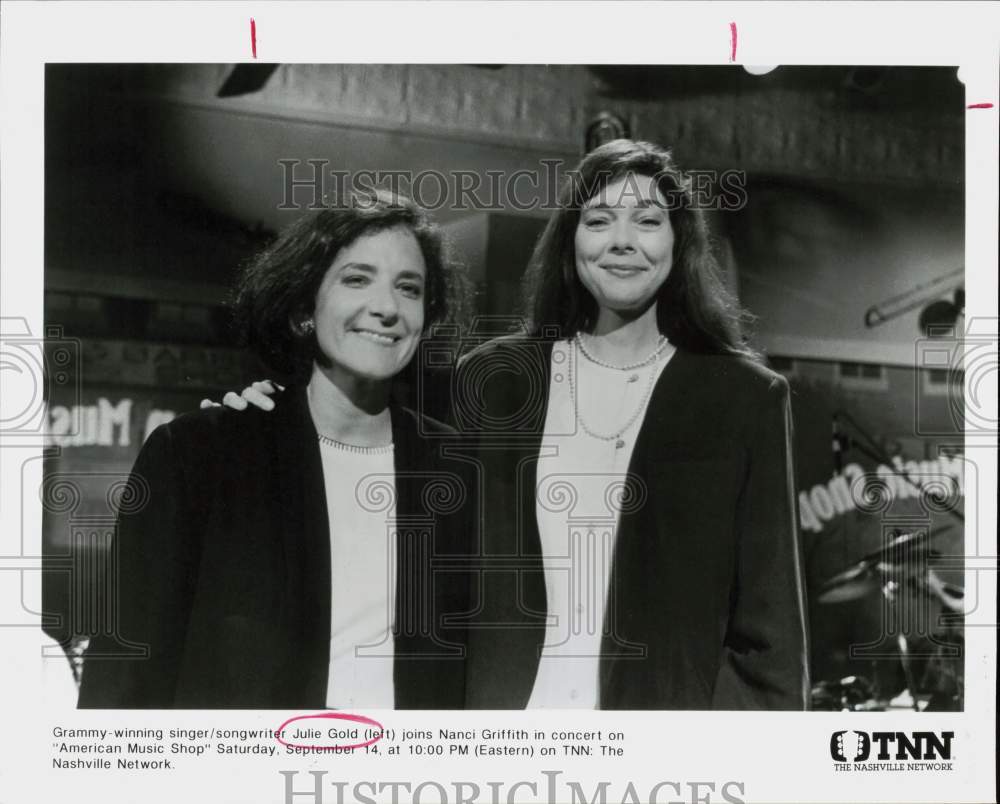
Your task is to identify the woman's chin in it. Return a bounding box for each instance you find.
[314,361,405,388]
[596,298,658,322]
[346,365,404,384]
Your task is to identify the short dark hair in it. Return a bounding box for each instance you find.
[522,139,758,359]
[232,189,468,378]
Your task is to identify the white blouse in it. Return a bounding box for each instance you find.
[318,439,397,709]
[527,338,673,709]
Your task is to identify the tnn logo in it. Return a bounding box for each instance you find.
[830,731,954,762]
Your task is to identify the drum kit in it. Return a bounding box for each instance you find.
[810,526,964,712]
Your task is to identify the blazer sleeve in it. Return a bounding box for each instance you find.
[712,374,811,709]
[77,423,201,708]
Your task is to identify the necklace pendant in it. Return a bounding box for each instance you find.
[615,438,625,449]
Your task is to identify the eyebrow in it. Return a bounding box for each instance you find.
[340,263,425,282]
[582,199,665,210]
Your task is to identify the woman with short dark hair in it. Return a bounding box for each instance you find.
[233,190,466,379]
[79,190,472,709]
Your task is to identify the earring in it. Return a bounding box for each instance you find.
[301,319,315,334]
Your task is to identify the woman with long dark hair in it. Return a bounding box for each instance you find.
[457,139,808,709]
[79,190,472,709]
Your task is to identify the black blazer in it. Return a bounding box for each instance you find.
[457,337,810,709]
[78,388,471,709]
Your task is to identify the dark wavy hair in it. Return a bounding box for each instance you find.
[522,139,758,358]
[232,189,468,379]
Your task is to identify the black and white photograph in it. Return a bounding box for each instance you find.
[1,4,996,804]
[39,60,966,712]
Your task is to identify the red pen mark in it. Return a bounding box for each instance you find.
[967,102,994,109]
[274,712,385,751]
[729,22,737,62]
[250,18,257,58]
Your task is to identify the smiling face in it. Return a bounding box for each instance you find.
[574,172,675,321]
[311,226,426,383]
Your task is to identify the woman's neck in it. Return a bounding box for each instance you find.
[582,305,668,365]
[306,364,393,446]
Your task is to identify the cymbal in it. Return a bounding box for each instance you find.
[857,528,946,565]
[817,563,881,603]
[817,527,956,605]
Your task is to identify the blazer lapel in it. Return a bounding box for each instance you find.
[599,348,692,701]
[465,337,553,708]
[388,405,430,707]
[510,340,552,706]
[272,387,331,706]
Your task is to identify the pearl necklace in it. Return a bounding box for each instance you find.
[574,332,670,370]
[567,339,663,449]
[316,434,394,454]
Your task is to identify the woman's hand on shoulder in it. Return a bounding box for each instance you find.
[199,380,281,412]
